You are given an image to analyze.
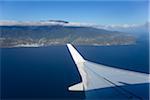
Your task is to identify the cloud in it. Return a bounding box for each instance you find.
[0,20,148,32]
[0,20,88,26]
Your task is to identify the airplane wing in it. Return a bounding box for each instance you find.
[67,44,149,93]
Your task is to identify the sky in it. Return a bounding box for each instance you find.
[0,0,149,25]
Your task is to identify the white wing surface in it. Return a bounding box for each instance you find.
[67,44,149,92]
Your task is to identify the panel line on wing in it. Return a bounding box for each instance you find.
[85,62,143,100]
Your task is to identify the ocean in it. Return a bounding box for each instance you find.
[1,34,149,99]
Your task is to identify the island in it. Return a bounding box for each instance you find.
[0,20,136,48]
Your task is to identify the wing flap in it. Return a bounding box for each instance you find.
[84,61,149,88]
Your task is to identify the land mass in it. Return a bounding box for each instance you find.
[0,20,136,47]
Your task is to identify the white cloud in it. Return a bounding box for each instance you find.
[0,20,148,31]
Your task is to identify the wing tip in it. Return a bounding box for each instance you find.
[68,82,84,91]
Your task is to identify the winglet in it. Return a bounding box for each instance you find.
[67,44,85,64]
[67,44,87,91]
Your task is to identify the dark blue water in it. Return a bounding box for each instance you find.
[1,46,84,99]
[77,40,149,74]
[1,35,149,99]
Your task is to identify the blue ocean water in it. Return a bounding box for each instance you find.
[1,35,149,99]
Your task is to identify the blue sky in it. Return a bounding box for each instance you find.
[0,1,149,24]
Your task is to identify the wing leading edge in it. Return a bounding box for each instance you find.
[67,44,149,92]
